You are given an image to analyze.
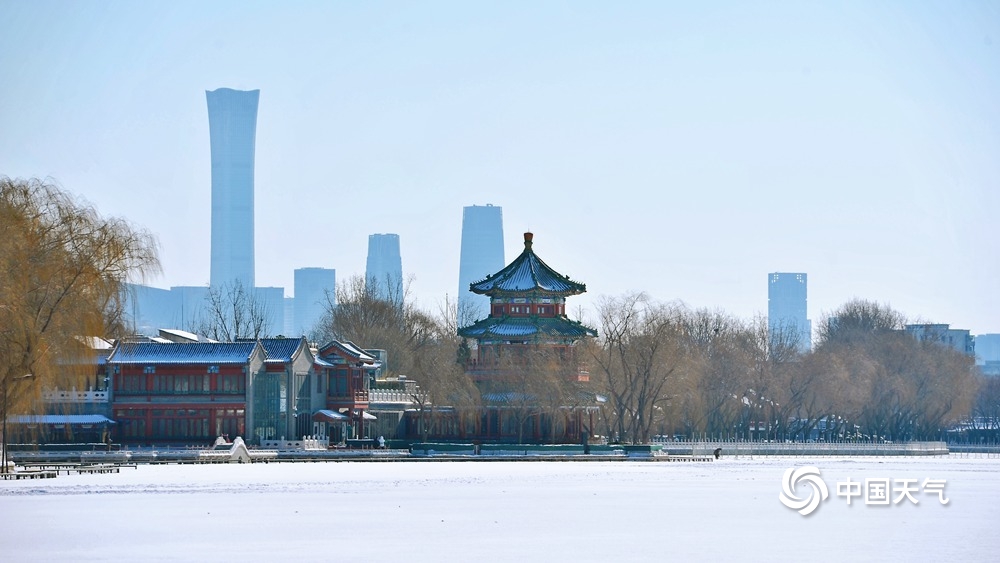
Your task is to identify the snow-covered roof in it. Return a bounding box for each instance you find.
[108,341,261,364]
[8,414,116,425]
[313,409,349,422]
[259,337,305,363]
[469,233,586,297]
[75,336,114,350]
[158,328,218,343]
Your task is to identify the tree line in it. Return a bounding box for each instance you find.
[590,293,981,444]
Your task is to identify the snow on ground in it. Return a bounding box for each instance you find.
[2,456,998,562]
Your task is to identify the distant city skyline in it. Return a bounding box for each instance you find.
[2,3,997,334]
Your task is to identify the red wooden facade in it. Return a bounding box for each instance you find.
[112,362,250,444]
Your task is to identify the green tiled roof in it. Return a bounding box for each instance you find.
[458,315,597,340]
[469,233,586,297]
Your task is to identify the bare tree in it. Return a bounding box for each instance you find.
[315,275,408,370]
[683,310,750,439]
[968,375,1000,441]
[193,280,271,341]
[815,298,906,348]
[592,293,688,444]
[404,304,478,443]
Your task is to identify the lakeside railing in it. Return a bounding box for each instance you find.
[653,439,950,457]
[260,436,329,450]
[368,389,419,404]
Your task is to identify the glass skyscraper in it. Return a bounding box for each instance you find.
[207,88,259,290]
[767,272,812,353]
[293,267,336,336]
[458,204,504,324]
[365,234,403,302]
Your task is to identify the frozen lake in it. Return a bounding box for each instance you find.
[2,456,998,561]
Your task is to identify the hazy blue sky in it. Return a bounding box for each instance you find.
[2,1,997,334]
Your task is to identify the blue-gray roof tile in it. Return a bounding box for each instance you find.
[108,341,260,364]
[259,337,304,362]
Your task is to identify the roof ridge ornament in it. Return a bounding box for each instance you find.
[524,232,533,250]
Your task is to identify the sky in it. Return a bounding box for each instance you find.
[1,1,997,335]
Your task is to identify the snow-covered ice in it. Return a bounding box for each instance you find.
[2,456,998,562]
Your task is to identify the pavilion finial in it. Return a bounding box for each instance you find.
[524,232,533,250]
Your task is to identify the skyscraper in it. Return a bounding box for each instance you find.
[458,204,504,323]
[768,272,812,353]
[366,234,402,302]
[294,267,336,336]
[207,88,259,290]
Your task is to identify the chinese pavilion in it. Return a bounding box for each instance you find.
[459,232,597,383]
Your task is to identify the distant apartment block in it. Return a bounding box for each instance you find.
[125,284,209,336]
[905,324,974,356]
[207,87,259,290]
[458,204,505,324]
[768,272,812,353]
[294,267,336,337]
[366,234,403,302]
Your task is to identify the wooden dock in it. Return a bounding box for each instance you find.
[16,462,135,475]
[1,470,58,480]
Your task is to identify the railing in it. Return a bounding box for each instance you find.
[41,390,109,403]
[650,439,950,457]
[368,389,421,404]
[260,435,330,451]
[325,391,370,402]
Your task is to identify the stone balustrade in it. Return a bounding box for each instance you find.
[42,389,109,403]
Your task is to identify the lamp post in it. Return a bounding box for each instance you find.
[2,373,35,474]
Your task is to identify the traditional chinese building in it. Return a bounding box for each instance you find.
[459,232,597,383]
[108,340,265,445]
[433,232,599,444]
[312,340,378,443]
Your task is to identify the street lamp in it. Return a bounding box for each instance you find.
[2,373,35,474]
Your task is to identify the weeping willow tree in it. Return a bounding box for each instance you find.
[1,177,159,426]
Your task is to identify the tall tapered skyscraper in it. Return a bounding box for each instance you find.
[458,204,504,324]
[207,88,259,289]
[366,234,403,302]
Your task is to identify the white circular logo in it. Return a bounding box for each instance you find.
[779,466,829,516]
